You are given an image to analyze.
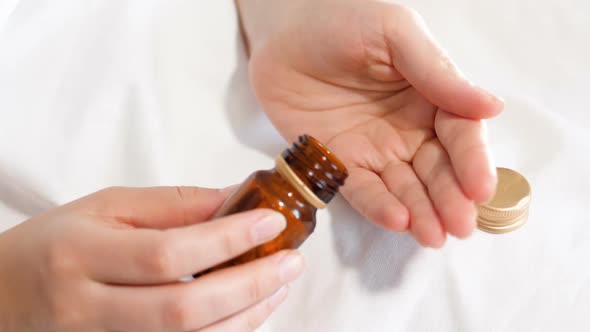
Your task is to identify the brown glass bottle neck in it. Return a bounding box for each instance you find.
[275,156,326,209]
[278,135,348,206]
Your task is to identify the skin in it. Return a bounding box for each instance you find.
[0,0,503,330]
[0,187,302,332]
[237,0,503,247]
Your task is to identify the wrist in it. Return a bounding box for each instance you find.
[235,0,308,52]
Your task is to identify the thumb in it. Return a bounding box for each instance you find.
[78,186,236,229]
[384,5,503,119]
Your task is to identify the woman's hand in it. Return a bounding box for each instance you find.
[237,0,503,247]
[0,186,303,332]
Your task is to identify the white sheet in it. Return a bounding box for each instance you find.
[1,0,588,331]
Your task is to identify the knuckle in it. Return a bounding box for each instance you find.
[443,124,464,148]
[246,315,264,331]
[173,186,188,201]
[245,264,282,303]
[207,294,233,319]
[138,237,177,278]
[48,288,88,331]
[246,303,272,331]
[423,51,456,82]
[438,53,455,70]
[246,277,265,303]
[385,3,422,29]
[83,186,125,214]
[390,3,419,18]
[430,173,454,199]
[96,186,124,198]
[219,231,241,258]
[45,241,77,276]
[161,300,190,330]
[433,53,460,79]
[92,186,125,209]
[173,186,204,202]
[385,3,459,80]
[52,309,80,331]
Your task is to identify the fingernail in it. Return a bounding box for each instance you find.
[279,252,304,283]
[251,212,287,244]
[268,286,288,308]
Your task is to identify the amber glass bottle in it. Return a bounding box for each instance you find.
[201,135,348,274]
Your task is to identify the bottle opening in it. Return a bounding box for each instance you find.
[279,135,348,206]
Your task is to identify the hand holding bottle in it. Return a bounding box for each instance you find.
[0,186,304,332]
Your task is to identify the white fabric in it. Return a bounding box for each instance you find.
[1,0,588,331]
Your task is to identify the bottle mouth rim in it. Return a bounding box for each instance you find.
[304,135,348,177]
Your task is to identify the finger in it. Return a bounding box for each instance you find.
[340,167,409,231]
[382,161,446,247]
[413,139,477,238]
[383,4,503,119]
[84,209,287,284]
[82,186,236,229]
[100,250,304,332]
[435,110,497,203]
[198,286,288,332]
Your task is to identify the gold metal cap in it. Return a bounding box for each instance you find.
[477,167,531,234]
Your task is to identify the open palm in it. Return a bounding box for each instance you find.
[243,1,503,247]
